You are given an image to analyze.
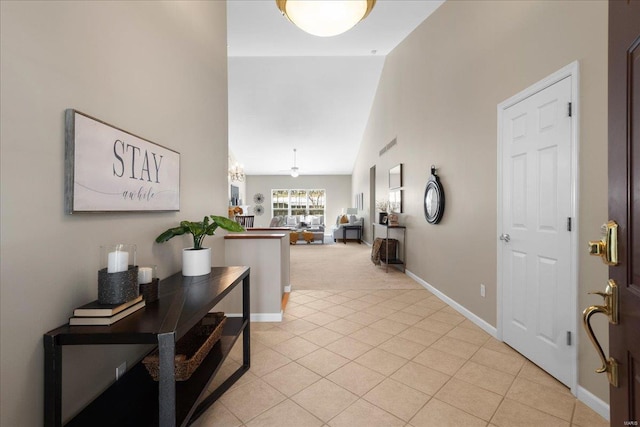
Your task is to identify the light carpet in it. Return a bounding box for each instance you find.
[290,241,421,290]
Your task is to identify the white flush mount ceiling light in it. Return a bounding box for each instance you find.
[276,0,376,37]
[291,148,299,177]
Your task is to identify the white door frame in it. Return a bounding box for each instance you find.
[496,61,580,394]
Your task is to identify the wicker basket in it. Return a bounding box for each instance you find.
[142,312,227,381]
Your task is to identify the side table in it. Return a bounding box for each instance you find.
[342,225,362,244]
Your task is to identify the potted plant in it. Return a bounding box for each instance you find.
[155,215,245,276]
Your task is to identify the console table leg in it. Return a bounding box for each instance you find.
[242,275,251,368]
[43,335,62,427]
[158,332,176,427]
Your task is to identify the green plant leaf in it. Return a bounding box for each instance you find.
[155,214,245,249]
[203,216,218,236]
[210,215,245,232]
[155,226,187,243]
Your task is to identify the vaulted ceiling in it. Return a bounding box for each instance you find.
[227,0,445,175]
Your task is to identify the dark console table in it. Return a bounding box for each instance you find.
[44,266,250,427]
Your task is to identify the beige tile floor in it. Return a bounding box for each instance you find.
[192,288,609,427]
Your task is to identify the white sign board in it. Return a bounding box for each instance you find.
[65,110,180,213]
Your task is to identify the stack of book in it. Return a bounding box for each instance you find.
[69,295,146,326]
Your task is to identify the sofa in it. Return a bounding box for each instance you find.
[269,215,325,244]
[271,214,324,231]
[332,214,363,243]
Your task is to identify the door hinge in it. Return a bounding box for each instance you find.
[566,331,572,346]
[568,102,572,117]
[567,217,572,231]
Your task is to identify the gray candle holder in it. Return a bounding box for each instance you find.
[139,278,159,303]
[98,266,139,304]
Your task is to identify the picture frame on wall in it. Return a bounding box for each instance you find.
[64,109,180,213]
[354,192,364,210]
[230,185,240,206]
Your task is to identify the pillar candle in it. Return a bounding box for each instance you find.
[138,267,153,284]
[107,251,129,273]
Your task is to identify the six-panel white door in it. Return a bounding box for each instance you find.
[501,76,573,385]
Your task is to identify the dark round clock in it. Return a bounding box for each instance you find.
[424,165,445,224]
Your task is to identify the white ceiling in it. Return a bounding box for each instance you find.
[227,0,444,175]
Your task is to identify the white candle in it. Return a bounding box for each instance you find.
[107,250,129,273]
[138,267,153,284]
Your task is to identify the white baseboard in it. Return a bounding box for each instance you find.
[225,311,283,322]
[405,269,497,338]
[284,285,291,293]
[576,386,610,421]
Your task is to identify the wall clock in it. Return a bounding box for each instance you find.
[254,205,264,216]
[253,193,264,204]
[424,165,445,224]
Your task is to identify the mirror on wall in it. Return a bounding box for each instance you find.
[389,189,403,213]
[389,164,403,189]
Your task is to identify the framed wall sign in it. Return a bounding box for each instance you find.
[65,109,180,213]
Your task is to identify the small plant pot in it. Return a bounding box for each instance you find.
[182,248,211,276]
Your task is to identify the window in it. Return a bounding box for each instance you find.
[272,189,326,218]
[307,190,325,216]
[272,189,289,218]
[290,190,307,216]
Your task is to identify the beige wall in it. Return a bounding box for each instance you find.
[353,1,610,402]
[246,175,353,229]
[0,1,229,424]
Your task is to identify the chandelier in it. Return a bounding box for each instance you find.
[228,162,245,182]
[275,0,376,37]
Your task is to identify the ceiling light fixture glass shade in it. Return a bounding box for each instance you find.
[290,148,299,177]
[276,0,376,37]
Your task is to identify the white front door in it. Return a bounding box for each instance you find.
[499,72,575,386]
